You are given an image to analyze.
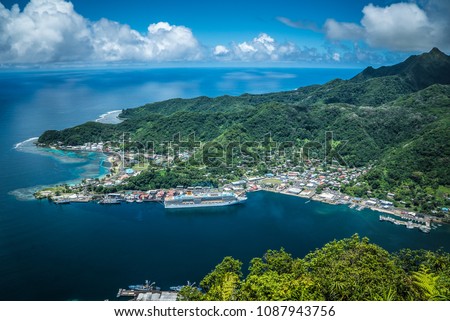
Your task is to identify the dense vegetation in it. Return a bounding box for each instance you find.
[177,235,450,301]
[38,48,450,214]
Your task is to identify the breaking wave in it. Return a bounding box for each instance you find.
[95,110,123,124]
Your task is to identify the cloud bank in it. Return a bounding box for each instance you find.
[213,33,329,63]
[1,0,447,65]
[0,0,339,65]
[0,0,202,63]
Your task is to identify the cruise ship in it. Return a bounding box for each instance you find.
[164,191,247,209]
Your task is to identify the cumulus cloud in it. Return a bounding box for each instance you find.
[324,2,449,51]
[213,45,230,57]
[92,20,201,62]
[361,3,438,51]
[235,34,278,61]
[0,0,202,63]
[213,33,334,63]
[234,34,283,61]
[0,0,91,63]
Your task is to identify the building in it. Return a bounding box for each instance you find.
[287,187,302,195]
[318,192,335,201]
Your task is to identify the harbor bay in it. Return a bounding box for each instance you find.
[1,68,449,301]
[1,190,450,300]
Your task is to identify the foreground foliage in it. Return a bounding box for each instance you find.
[178,235,450,301]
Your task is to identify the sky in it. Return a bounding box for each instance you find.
[0,0,449,67]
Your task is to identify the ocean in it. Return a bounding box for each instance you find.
[1,67,449,300]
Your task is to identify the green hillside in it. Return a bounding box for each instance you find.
[37,48,450,214]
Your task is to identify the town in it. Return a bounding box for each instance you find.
[34,140,445,233]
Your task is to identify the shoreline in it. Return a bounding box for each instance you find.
[21,142,446,227]
[257,188,442,225]
[95,110,124,124]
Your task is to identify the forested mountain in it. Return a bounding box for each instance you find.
[38,48,450,213]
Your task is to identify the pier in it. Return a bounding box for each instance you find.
[379,215,431,233]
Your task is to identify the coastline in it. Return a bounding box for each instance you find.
[26,143,444,229]
[95,110,124,124]
[257,188,441,226]
[15,140,443,235]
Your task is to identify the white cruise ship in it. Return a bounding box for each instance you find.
[164,191,246,209]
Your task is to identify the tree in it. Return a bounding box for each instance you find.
[303,234,409,300]
[200,257,242,301]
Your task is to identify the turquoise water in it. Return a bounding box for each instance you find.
[1,68,449,300]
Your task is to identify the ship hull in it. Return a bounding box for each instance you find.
[164,198,246,209]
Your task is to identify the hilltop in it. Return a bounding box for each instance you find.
[352,48,450,90]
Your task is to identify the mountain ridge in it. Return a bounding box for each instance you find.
[351,47,450,90]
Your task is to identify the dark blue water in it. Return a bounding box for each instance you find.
[1,68,449,300]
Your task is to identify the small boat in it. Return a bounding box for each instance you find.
[98,198,121,205]
[128,280,160,291]
[169,285,184,292]
[170,281,202,292]
[54,199,70,205]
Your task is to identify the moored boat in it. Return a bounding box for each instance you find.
[98,198,121,205]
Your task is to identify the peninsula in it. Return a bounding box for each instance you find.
[35,48,450,225]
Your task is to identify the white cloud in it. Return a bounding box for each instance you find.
[332,52,340,62]
[0,0,91,63]
[254,33,275,53]
[213,45,230,56]
[324,2,449,51]
[213,33,333,63]
[148,22,172,33]
[237,42,257,54]
[233,33,279,61]
[361,3,436,51]
[0,0,202,63]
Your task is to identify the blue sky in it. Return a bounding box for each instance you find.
[0,0,449,67]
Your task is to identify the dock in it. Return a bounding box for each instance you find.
[117,288,178,301]
[379,215,431,233]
